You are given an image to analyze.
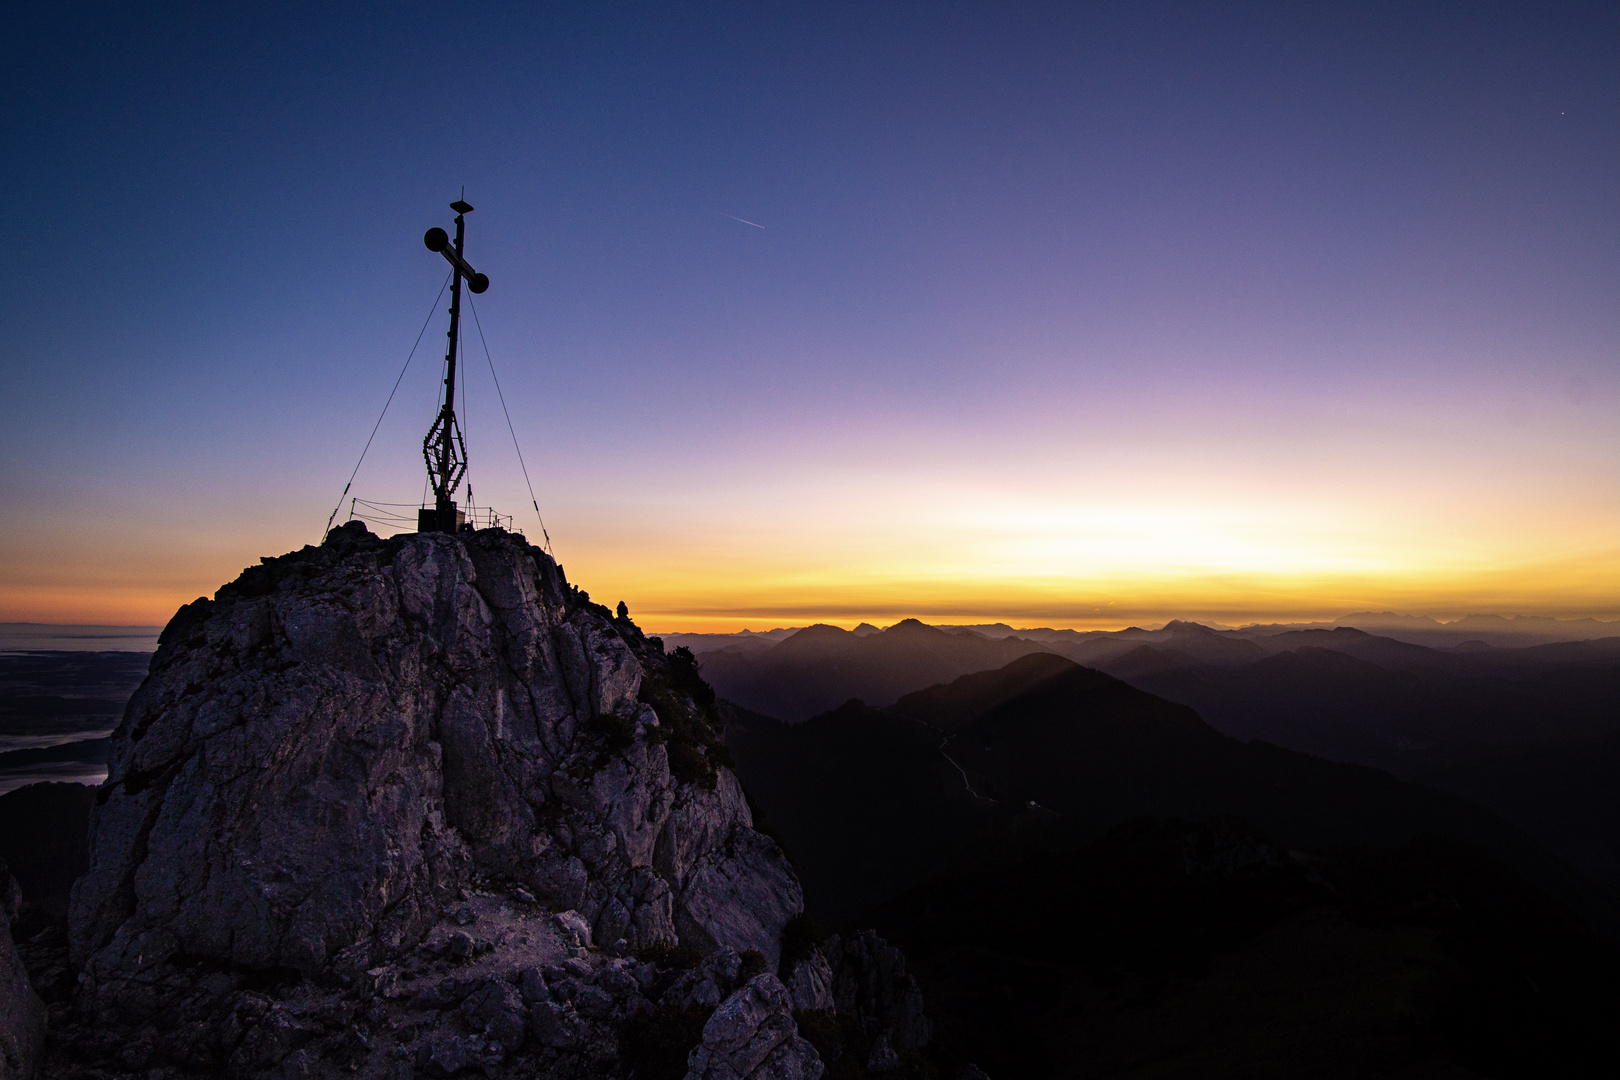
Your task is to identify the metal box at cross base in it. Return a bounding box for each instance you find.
[417,507,466,533]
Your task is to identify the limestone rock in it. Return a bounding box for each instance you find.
[1,858,45,1080]
[459,976,526,1049]
[684,974,823,1080]
[55,525,805,1078]
[782,949,834,1013]
[675,823,802,969]
[823,930,932,1050]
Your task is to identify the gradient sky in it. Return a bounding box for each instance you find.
[2,1,1616,631]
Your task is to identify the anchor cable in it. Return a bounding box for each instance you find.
[467,293,554,554]
[323,272,452,540]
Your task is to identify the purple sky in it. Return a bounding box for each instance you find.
[2,2,1615,627]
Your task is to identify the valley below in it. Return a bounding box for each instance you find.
[2,606,1617,1078]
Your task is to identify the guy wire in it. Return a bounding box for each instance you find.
[323,272,452,540]
[467,293,554,554]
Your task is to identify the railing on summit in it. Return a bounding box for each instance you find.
[348,499,519,537]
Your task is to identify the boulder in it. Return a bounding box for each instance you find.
[782,949,834,1012]
[684,974,823,1080]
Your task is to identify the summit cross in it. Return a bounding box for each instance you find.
[418,199,490,533]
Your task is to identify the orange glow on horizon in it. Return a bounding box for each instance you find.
[2,473,1614,631]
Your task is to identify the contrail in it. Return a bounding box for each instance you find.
[720,213,765,229]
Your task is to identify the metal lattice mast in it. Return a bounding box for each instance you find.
[420,200,489,532]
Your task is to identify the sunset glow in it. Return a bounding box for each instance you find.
[1,3,1614,631]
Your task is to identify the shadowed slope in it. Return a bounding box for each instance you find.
[872,819,1620,1079]
[1107,633,1620,885]
[727,655,1620,1077]
[727,656,1619,939]
[888,651,1077,730]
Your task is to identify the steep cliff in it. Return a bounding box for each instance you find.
[38,523,931,1079]
[1,857,45,1080]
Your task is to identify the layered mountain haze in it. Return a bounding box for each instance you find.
[689,620,1057,723]
[1105,632,1620,887]
[936,613,1620,649]
[722,654,1620,1076]
[681,616,1620,893]
[887,653,1077,731]
[724,656,1612,931]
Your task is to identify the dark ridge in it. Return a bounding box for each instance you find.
[871,818,1620,1079]
[727,653,1620,938]
[699,620,1055,722]
[889,652,1078,731]
[0,781,95,919]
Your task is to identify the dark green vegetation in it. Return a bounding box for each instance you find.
[630,941,704,971]
[636,645,733,789]
[724,654,1620,1078]
[777,912,828,978]
[616,945,765,1079]
[792,1007,902,1080]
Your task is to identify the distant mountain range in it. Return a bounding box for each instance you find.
[724,656,1612,930]
[657,610,1618,656]
[683,617,1620,889]
[687,618,1054,722]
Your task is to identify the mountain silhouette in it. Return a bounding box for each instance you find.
[888,651,1076,730]
[726,656,1616,937]
[726,654,1620,1077]
[695,618,1054,721]
[1107,632,1620,884]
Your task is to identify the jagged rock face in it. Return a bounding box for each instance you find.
[823,931,932,1051]
[782,950,835,1013]
[2,857,45,1080]
[34,524,972,1080]
[60,524,803,1074]
[684,973,822,1080]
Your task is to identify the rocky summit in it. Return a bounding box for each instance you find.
[9,523,939,1080]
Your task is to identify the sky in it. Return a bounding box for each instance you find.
[1,1,1616,631]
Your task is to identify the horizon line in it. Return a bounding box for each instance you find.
[7,608,1620,635]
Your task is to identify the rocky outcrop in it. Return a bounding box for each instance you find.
[684,974,822,1080]
[782,949,834,1013]
[1,857,45,1080]
[823,931,932,1051]
[49,524,815,1078]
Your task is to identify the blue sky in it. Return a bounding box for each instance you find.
[2,1,1615,626]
